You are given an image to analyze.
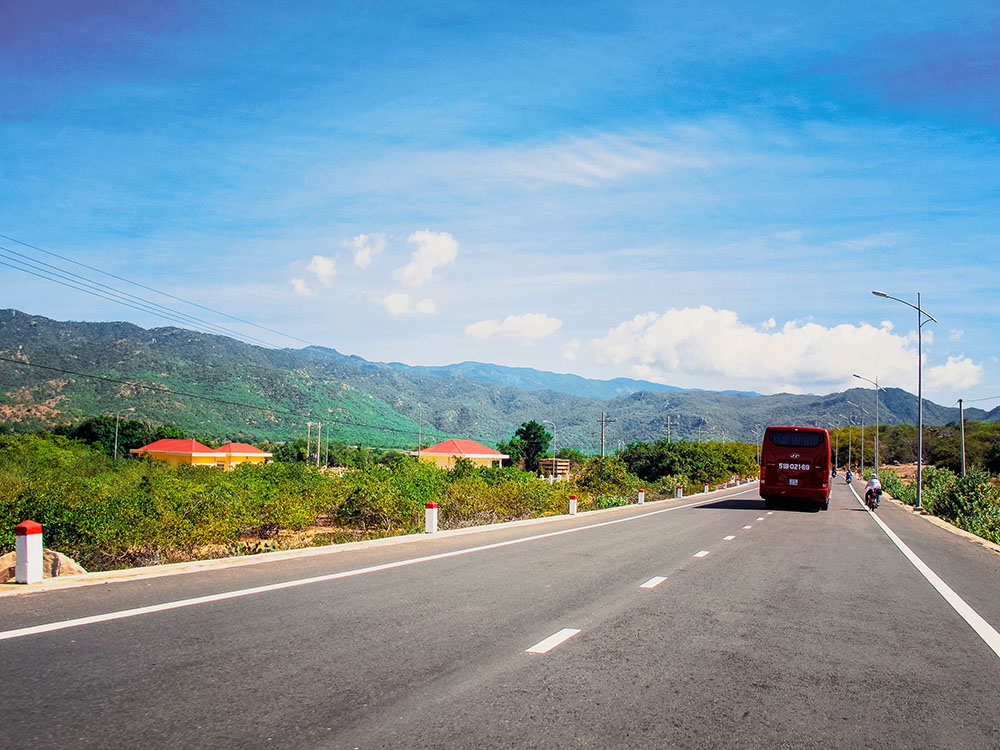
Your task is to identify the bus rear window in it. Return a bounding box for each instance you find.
[768,430,824,448]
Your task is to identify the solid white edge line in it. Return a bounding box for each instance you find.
[850,485,1000,659]
[526,628,581,654]
[640,576,668,589]
[0,492,744,641]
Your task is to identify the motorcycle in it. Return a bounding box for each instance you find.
[865,486,882,511]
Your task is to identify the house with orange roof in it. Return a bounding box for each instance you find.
[130,439,272,469]
[214,442,273,470]
[412,438,508,470]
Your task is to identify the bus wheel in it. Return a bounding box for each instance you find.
[820,499,829,511]
[763,497,774,509]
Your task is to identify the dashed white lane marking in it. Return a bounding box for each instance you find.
[723,535,736,541]
[850,485,1000,660]
[693,550,711,558]
[757,517,765,521]
[766,512,774,515]
[0,492,746,642]
[527,628,581,654]
[742,525,753,530]
[640,576,668,589]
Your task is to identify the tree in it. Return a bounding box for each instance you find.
[511,421,552,473]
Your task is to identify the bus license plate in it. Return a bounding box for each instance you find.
[787,478,799,486]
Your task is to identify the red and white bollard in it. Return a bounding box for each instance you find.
[15,520,43,584]
[569,494,578,515]
[424,502,439,534]
[704,484,710,494]
[637,488,645,505]
[676,487,684,498]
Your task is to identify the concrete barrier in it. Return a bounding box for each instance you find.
[15,520,43,584]
[424,502,439,534]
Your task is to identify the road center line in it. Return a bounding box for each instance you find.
[850,485,1000,659]
[723,535,736,541]
[693,550,711,558]
[526,628,581,654]
[742,525,752,530]
[756,517,764,521]
[0,492,739,641]
[640,576,667,589]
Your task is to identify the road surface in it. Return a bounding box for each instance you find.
[2,480,999,748]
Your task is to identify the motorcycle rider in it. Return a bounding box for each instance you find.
[865,473,882,507]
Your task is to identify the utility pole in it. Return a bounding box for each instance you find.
[316,422,321,467]
[418,402,422,458]
[598,411,617,457]
[306,422,312,463]
[959,398,966,476]
[667,415,671,443]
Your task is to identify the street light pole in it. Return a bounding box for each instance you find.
[847,400,868,478]
[114,406,135,460]
[854,373,886,477]
[958,398,966,476]
[542,420,556,481]
[873,291,937,510]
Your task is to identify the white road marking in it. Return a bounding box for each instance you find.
[0,491,749,641]
[757,517,765,521]
[693,550,711,558]
[526,628,581,654]
[742,525,753,529]
[640,576,668,589]
[850,485,1000,660]
[723,535,736,541]
[766,512,774,515]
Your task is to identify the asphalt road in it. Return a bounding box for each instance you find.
[2,480,999,749]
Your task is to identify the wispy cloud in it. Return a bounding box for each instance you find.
[381,293,436,317]
[350,233,386,269]
[466,313,562,346]
[393,230,458,287]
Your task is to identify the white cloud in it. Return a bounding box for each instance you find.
[926,356,982,391]
[589,306,941,394]
[562,337,581,361]
[393,230,458,287]
[381,293,436,317]
[949,329,964,341]
[762,317,776,330]
[351,233,386,269]
[465,313,562,346]
[290,278,314,298]
[415,297,437,315]
[306,255,337,286]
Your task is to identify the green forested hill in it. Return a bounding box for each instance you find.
[0,309,993,452]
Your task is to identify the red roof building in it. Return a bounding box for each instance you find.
[131,439,271,469]
[414,439,508,469]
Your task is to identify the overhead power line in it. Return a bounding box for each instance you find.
[0,232,313,347]
[0,248,275,348]
[0,355,453,441]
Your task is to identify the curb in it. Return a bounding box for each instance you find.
[0,482,757,597]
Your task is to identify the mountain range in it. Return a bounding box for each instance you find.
[0,309,995,453]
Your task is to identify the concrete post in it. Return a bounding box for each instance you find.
[704,484,710,494]
[676,487,683,498]
[424,502,439,534]
[569,494,578,515]
[15,520,43,584]
[637,489,645,505]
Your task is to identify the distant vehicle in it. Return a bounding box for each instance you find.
[759,426,831,511]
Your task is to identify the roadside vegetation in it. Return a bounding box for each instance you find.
[0,430,758,571]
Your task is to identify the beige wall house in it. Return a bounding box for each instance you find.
[413,439,508,470]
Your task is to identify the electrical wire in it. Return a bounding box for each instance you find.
[0,232,313,346]
[0,244,277,348]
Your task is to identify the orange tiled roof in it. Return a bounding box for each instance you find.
[421,439,508,458]
[132,438,216,455]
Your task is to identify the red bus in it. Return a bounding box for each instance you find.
[759,426,831,511]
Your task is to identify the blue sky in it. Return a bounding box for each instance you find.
[1,1,998,405]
